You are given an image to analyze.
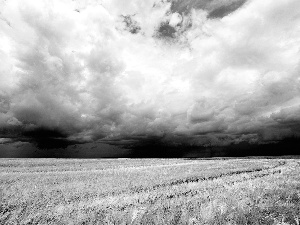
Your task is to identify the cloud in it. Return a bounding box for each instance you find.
[0,0,300,150]
[170,0,248,19]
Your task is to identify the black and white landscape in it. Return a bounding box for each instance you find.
[1,0,300,224]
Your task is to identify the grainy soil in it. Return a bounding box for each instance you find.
[0,158,299,224]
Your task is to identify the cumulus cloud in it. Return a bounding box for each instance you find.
[0,0,300,149]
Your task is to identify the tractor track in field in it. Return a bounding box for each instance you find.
[115,161,285,194]
[91,161,287,211]
[147,161,286,189]
[63,161,286,203]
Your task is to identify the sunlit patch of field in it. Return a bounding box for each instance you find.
[1,158,300,224]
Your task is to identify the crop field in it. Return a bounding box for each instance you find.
[0,158,300,224]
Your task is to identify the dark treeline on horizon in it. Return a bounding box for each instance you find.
[128,137,300,158]
[1,136,299,158]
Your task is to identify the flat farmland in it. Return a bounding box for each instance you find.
[0,158,300,224]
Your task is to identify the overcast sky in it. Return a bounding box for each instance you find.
[1,0,300,156]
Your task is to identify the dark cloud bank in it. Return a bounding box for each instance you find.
[1,0,300,157]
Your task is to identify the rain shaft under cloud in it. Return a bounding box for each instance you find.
[1,0,300,151]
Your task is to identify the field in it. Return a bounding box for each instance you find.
[0,158,300,224]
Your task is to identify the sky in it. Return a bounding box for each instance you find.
[0,0,300,157]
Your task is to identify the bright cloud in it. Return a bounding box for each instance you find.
[0,0,300,147]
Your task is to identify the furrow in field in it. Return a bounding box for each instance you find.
[96,160,286,198]
[158,168,283,201]
[86,161,287,211]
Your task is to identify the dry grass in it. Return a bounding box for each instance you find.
[0,158,299,224]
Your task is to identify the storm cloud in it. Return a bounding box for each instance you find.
[1,0,300,153]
